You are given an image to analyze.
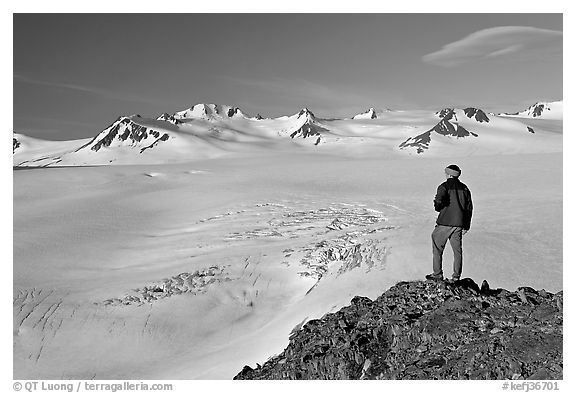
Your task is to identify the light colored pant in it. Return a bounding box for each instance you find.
[431,225,463,279]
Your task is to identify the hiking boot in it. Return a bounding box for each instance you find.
[425,273,443,281]
[446,277,460,284]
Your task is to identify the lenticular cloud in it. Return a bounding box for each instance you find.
[422,26,562,67]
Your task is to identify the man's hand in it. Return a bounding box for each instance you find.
[462,229,468,236]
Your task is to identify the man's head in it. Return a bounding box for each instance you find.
[445,164,461,178]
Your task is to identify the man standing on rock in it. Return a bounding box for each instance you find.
[426,164,473,283]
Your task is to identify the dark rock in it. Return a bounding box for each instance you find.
[480,280,490,295]
[289,121,326,140]
[463,108,490,123]
[227,107,240,117]
[453,277,480,293]
[13,137,21,153]
[234,279,562,380]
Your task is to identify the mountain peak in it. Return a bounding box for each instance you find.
[297,108,315,119]
[353,108,377,120]
[78,116,170,153]
[463,108,490,123]
[173,103,248,120]
[500,101,563,119]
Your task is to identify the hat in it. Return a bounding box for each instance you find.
[445,164,461,177]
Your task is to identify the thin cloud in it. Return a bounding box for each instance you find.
[422,26,562,67]
[13,74,161,105]
[220,75,370,110]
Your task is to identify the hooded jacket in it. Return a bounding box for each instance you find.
[434,177,473,230]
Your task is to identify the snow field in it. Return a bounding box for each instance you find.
[13,150,562,379]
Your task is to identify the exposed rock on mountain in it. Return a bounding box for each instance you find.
[296,108,315,120]
[77,116,170,153]
[173,103,248,120]
[400,109,478,154]
[289,122,326,144]
[353,108,378,119]
[435,108,456,119]
[352,107,394,119]
[13,136,21,153]
[436,108,489,123]
[284,108,326,145]
[463,108,490,123]
[234,279,562,380]
[157,113,182,125]
[529,104,548,117]
[501,101,563,119]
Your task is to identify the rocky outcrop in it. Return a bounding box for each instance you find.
[13,137,21,153]
[234,279,562,380]
[289,122,326,144]
[463,108,490,123]
[436,108,456,119]
[157,113,182,125]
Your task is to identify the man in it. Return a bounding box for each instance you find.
[426,164,473,283]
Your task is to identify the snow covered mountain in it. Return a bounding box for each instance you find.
[173,103,249,121]
[78,116,171,153]
[352,107,395,119]
[397,105,563,155]
[278,108,327,145]
[400,107,490,154]
[400,112,475,154]
[353,108,378,119]
[500,101,563,120]
[13,101,562,167]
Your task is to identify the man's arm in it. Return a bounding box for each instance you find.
[463,188,473,230]
[434,184,447,212]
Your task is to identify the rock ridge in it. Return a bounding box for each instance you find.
[234,278,562,380]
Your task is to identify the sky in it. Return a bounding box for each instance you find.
[13,12,562,140]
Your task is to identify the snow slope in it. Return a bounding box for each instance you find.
[13,133,92,167]
[13,151,562,379]
[500,100,563,120]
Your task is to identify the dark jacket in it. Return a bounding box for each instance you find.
[434,177,473,230]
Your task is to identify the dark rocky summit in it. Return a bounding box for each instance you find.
[463,108,490,123]
[234,279,562,380]
[13,137,21,153]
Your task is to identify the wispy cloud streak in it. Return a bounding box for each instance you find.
[13,74,161,105]
[220,75,370,110]
[422,26,562,67]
